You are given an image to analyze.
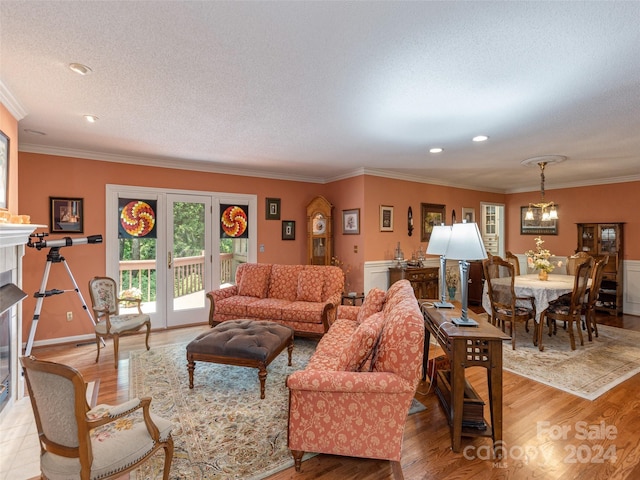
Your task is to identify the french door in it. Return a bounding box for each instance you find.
[106,185,256,329]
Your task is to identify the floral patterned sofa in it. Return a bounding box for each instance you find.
[206,263,344,337]
[286,279,424,473]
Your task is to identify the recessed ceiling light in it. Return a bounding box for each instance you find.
[429,147,444,153]
[69,63,92,75]
[472,135,489,142]
[23,128,47,136]
[84,115,99,123]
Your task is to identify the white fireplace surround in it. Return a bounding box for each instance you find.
[0,223,40,423]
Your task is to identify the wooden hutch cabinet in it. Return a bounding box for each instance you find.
[389,266,439,300]
[576,223,624,315]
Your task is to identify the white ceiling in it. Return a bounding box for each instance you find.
[1,1,639,192]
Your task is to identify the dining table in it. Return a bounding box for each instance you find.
[482,273,578,321]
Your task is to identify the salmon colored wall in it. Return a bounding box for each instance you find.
[323,176,365,292]
[0,103,19,212]
[506,182,639,260]
[17,152,326,342]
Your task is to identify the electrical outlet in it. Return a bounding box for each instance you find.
[66,311,73,321]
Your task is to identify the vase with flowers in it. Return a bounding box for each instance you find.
[445,266,459,300]
[525,236,561,280]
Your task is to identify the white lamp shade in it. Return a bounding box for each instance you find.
[426,225,452,255]
[445,222,488,261]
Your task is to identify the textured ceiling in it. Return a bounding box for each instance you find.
[1,1,639,192]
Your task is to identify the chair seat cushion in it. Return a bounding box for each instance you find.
[495,306,533,317]
[95,314,149,335]
[40,411,173,480]
[546,303,572,315]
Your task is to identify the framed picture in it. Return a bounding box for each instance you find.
[520,206,558,235]
[342,208,360,235]
[265,197,281,220]
[380,205,393,232]
[420,203,445,242]
[50,197,84,233]
[462,207,475,223]
[282,220,295,240]
[0,130,8,210]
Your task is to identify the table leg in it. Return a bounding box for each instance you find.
[450,341,466,452]
[422,325,431,381]
[489,342,503,458]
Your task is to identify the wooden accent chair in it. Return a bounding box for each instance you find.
[538,258,594,351]
[483,255,536,349]
[88,276,151,368]
[505,251,521,275]
[20,356,174,480]
[566,251,592,275]
[582,255,609,340]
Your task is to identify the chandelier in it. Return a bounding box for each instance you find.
[524,160,560,221]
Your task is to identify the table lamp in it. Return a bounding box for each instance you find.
[426,224,454,308]
[445,222,488,327]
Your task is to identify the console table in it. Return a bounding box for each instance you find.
[421,301,509,455]
[389,266,438,300]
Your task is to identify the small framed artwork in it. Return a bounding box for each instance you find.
[420,203,445,242]
[282,220,295,240]
[0,130,8,210]
[462,207,475,223]
[265,197,281,220]
[50,197,84,233]
[342,208,360,235]
[520,206,558,235]
[380,205,393,232]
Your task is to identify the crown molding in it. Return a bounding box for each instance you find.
[505,174,640,194]
[18,144,326,184]
[0,81,28,121]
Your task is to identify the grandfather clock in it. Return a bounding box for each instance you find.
[307,195,333,265]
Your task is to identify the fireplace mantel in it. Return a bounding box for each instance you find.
[0,223,43,248]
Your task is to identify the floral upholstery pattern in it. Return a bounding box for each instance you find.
[237,263,272,298]
[337,311,385,371]
[356,288,386,323]
[297,270,323,302]
[287,279,424,467]
[207,263,344,336]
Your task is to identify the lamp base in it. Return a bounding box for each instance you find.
[452,317,479,327]
[433,300,455,309]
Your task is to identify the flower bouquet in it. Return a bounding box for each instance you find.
[525,236,561,280]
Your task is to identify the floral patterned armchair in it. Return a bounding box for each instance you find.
[20,355,174,480]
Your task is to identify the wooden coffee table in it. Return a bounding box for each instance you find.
[186,319,294,399]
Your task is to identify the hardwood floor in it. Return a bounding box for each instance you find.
[28,312,640,480]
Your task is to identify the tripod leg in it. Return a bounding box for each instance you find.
[25,261,52,356]
[61,259,105,346]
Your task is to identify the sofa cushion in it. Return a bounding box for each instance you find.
[356,288,386,324]
[281,301,326,324]
[214,296,261,317]
[268,264,304,301]
[245,298,291,319]
[237,263,272,298]
[296,270,323,302]
[306,319,358,371]
[337,311,386,372]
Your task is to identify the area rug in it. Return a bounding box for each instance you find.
[502,322,640,400]
[130,337,425,479]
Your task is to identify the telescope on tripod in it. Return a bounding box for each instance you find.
[24,233,104,356]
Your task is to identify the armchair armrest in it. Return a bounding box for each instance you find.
[87,397,161,441]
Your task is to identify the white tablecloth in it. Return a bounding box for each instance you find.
[482,273,576,321]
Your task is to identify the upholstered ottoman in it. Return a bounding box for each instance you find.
[186,319,294,399]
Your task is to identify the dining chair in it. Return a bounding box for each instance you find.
[505,251,521,275]
[483,255,536,349]
[88,276,151,368]
[566,251,592,275]
[20,355,174,480]
[582,255,609,341]
[538,258,594,351]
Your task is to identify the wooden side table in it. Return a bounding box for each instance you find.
[421,301,510,455]
[341,293,365,305]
